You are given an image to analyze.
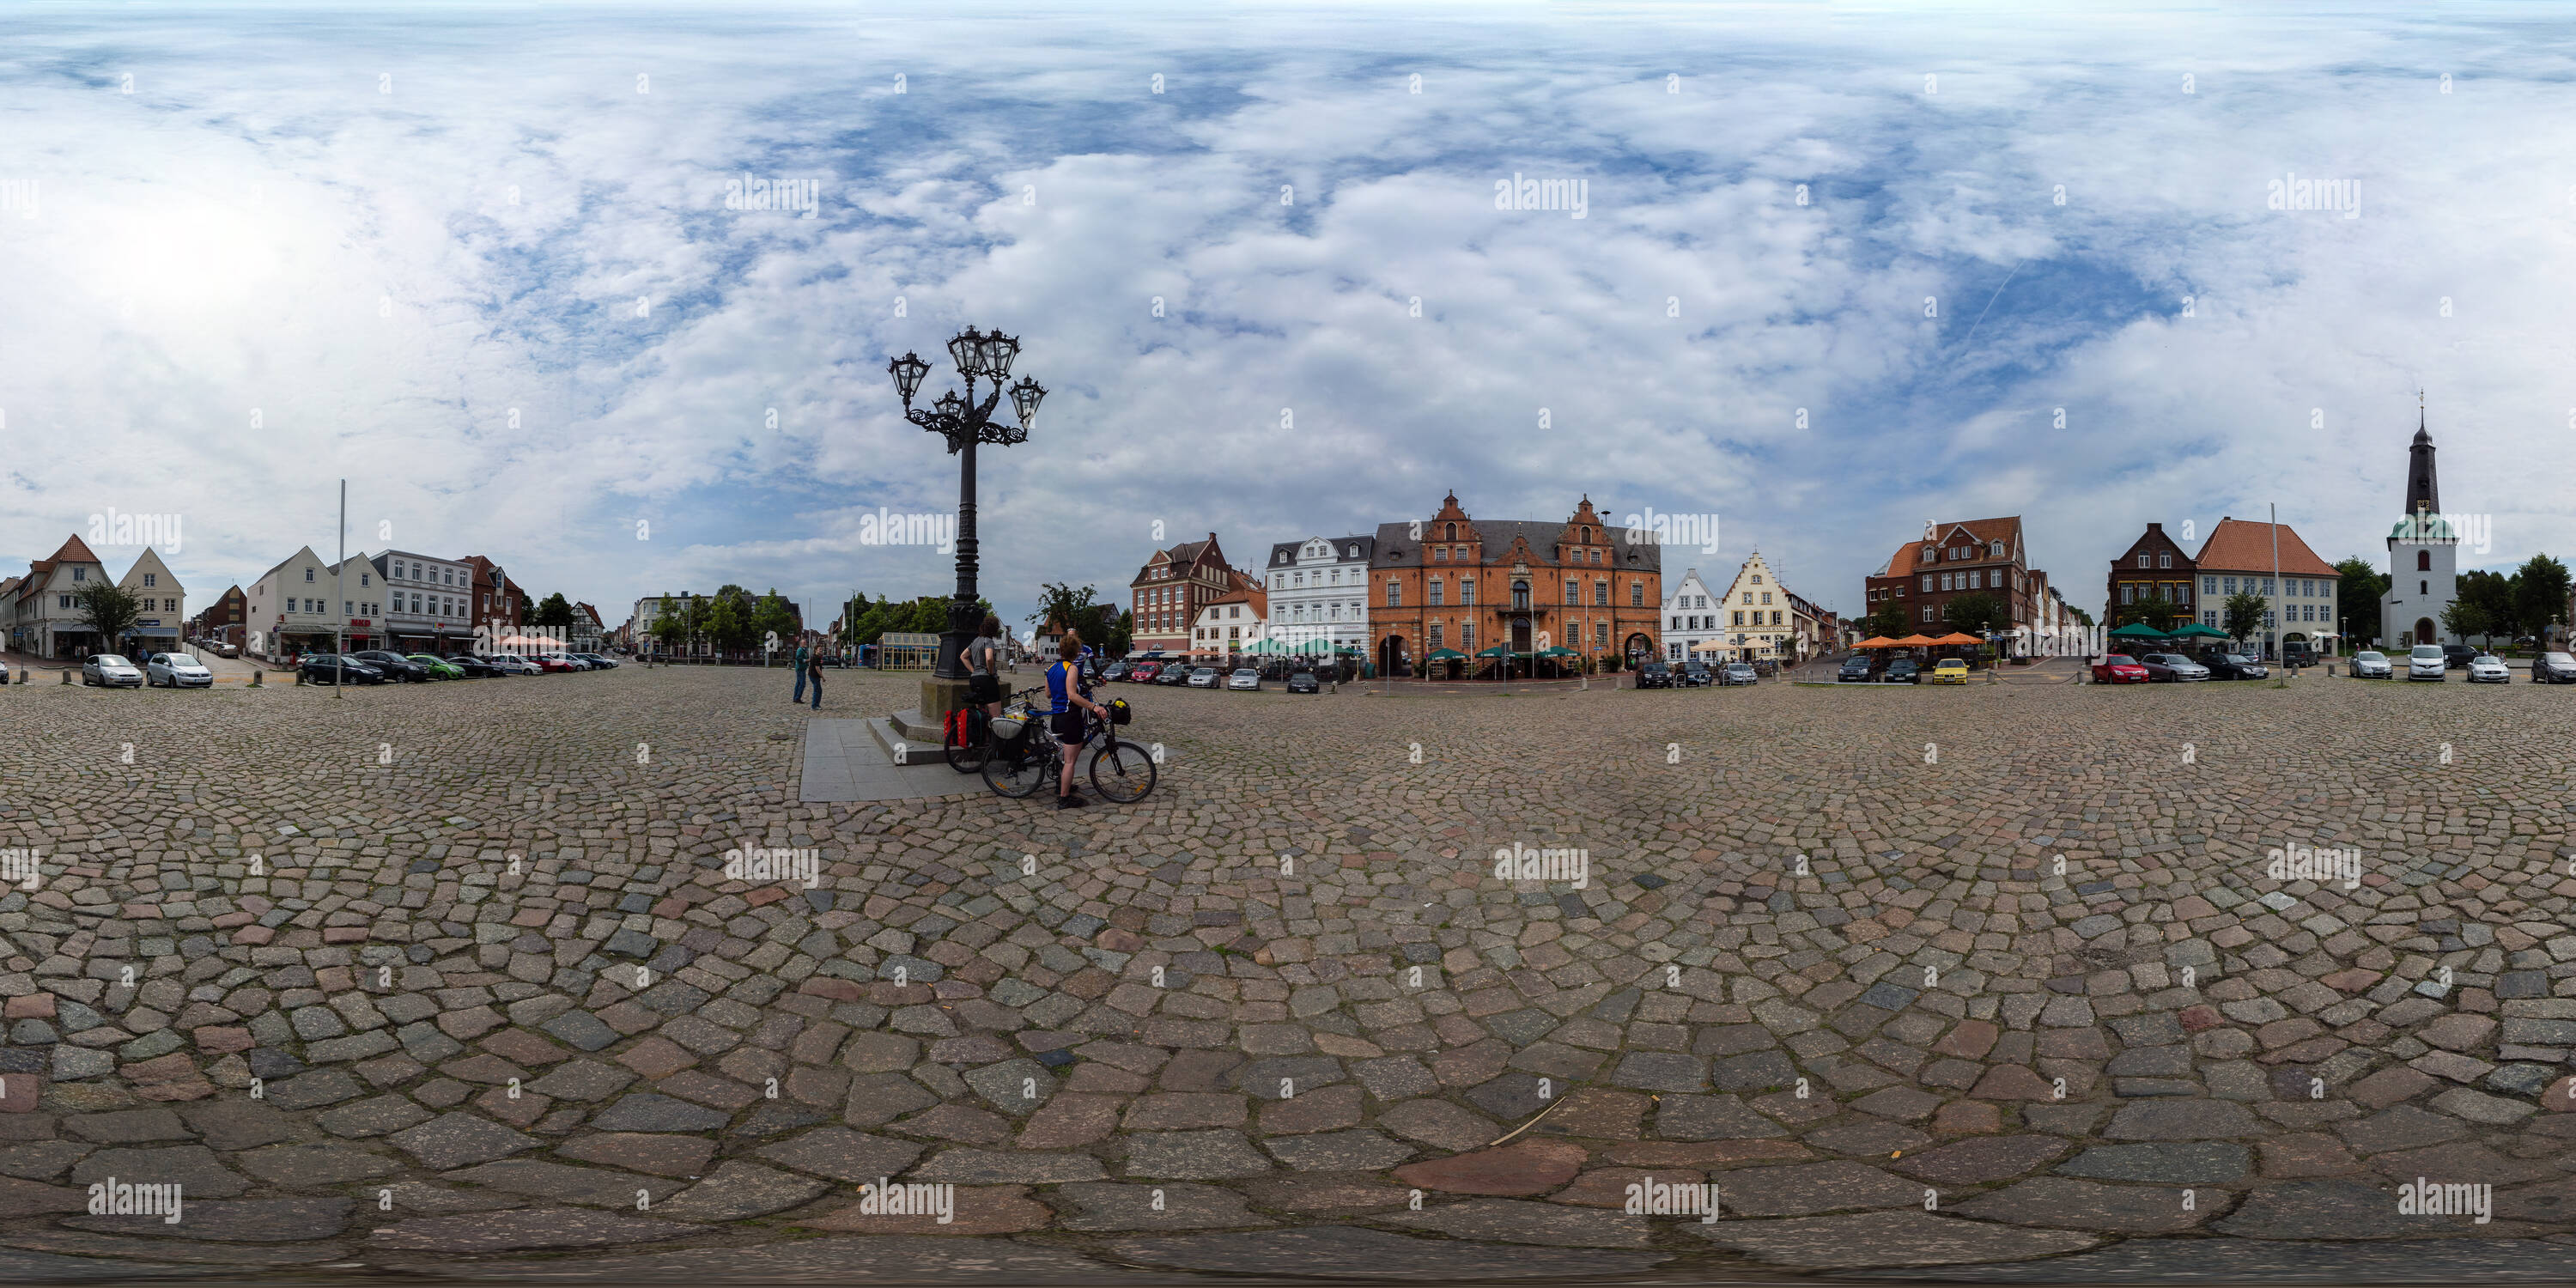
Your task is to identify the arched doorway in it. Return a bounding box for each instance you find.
[2411,618,2434,645]
[1622,632,1655,669]
[1378,634,1407,679]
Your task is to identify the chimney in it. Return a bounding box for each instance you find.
[2145,522,2163,532]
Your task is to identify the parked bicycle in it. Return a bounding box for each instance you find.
[944,685,1041,775]
[981,692,1156,803]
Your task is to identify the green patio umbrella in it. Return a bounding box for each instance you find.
[2168,623,2228,639]
[2108,622,2169,639]
[1537,646,1578,657]
[1474,645,1511,658]
[1425,648,1467,660]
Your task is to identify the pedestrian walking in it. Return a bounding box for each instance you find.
[792,638,812,703]
[805,648,825,710]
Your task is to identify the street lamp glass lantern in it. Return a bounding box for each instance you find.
[1008,376,1047,428]
[978,331,1020,380]
[947,328,987,378]
[888,351,929,404]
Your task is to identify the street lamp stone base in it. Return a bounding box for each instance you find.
[920,676,972,728]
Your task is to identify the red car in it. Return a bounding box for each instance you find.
[2091,653,2150,684]
[1129,663,1162,683]
[532,654,579,674]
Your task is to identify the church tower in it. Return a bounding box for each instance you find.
[2381,400,2458,647]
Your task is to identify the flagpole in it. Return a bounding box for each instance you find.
[335,480,346,699]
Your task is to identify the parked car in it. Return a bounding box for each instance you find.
[82,653,145,688]
[1285,671,1320,694]
[1838,655,1875,683]
[1128,663,1162,683]
[1158,665,1193,686]
[2467,653,2512,684]
[1929,657,1971,684]
[1635,662,1673,689]
[1721,662,1759,685]
[1751,658,1779,677]
[217,641,240,657]
[2441,643,2476,670]
[451,655,507,678]
[2348,650,2393,679]
[298,654,386,685]
[573,653,619,669]
[1884,658,1922,684]
[1186,667,1220,688]
[543,653,595,671]
[146,652,214,688]
[484,653,541,676]
[1678,660,1713,687]
[532,655,580,674]
[2138,653,2210,683]
[2531,652,2576,683]
[2282,640,2318,667]
[2090,653,2148,684]
[1099,661,1131,683]
[1227,667,1261,691]
[2408,645,2448,680]
[350,650,428,683]
[2202,651,2269,680]
[406,654,467,680]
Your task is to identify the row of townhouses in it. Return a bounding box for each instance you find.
[0,538,188,659]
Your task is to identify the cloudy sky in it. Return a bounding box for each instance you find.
[5,1,2573,633]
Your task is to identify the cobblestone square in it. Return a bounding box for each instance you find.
[2,665,2573,1280]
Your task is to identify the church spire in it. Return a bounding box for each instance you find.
[2405,396,2438,513]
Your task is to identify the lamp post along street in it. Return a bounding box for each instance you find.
[889,326,1046,726]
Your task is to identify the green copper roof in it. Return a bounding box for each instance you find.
[2390,513,2457,540]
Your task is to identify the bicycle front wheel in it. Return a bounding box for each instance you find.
[1089,739,1157,803]
[981,738,1053,799]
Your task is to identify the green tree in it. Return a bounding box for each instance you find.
[2069,605,2094,628]
[2458,569,2515,646]
[1863,600,1911,641]
[2334,557,2388,647]
[648,611,686,656]
[1030,581,1111,643]
[839,592,871,647]
[1943,592,2008,637]
[2440,595,2488,646]
[2111,594,2181,633]
[532,592,576,630]
[75,582,144,652]
[2221,592,2267,647]
[753,588,799,652]
[704,593,751,656]
[1106,608,1133,655]
[2516,554,2571,646]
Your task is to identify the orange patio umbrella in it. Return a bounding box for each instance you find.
[1929,632,1983,647]
[1892,634,1940,647]
[1853,636,1900,648]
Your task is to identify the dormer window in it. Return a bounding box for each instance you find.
[1444,523,1456,541]
[1923,545,1935,562]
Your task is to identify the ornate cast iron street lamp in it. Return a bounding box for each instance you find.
[889,326,1046,723]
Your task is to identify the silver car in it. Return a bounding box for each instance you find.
[2349,650,2392,679]
[1226,667,1261,690]
[82,653,144,688]
[2407,645,2446,681]
[146,652,214,688]
[2467,653,2511,684]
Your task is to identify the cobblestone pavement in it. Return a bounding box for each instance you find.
[3,666,2575,1282]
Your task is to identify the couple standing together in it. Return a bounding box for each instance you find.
[963,616,1107,810]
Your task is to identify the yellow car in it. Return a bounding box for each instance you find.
[1929,658,1971,684]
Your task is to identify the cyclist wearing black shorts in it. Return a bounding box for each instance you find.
[1048,632,1109,808]
[966,615,1004,723]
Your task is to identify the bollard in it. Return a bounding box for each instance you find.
[62,667,73,684]
[250,667,263,688]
